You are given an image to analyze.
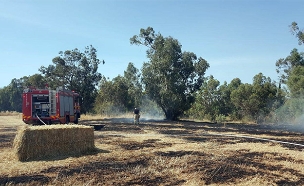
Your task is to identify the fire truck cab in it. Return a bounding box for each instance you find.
[22,87,81,125]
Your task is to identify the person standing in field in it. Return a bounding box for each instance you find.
[133,107,140,124]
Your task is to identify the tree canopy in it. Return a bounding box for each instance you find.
[190,76,221,121]
[131,27,209,120]
[94,62,143,115]
[290,21,304,45]
[276,48,304,85]
[39,45,103,113]
[287,66,304,97]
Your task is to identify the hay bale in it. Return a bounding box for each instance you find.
[13,125,95,161]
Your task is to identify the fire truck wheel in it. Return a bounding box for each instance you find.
[74,117,79,124]
[65,116,70,124]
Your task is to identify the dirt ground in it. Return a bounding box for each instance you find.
[0,115,303,185]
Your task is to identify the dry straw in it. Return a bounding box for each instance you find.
[13,125,95,161]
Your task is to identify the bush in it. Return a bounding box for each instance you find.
[216,114,226,124]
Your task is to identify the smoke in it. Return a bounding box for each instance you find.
[97,103,165,124]
[140,111,165,121]
[139,105,165,121]
[271,98,304,133]
[289,114,304,132]
[138,96,165,121]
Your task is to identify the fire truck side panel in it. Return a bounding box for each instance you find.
[22,93,32,124]
[59,94,64,117]
[69,96,73,115]
[57,91,75,123]
[59,94,73,115]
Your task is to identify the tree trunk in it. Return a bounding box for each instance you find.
[164,109,179,121]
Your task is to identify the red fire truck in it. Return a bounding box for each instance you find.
[22,87,81,125]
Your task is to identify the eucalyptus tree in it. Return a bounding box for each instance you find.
[219,78,242,120]
[190,76,221,121]
[95,63,142,115]
[123,62,142,108]
[104,76,130,112]
[231,83,258,120]
[287,66,304,97]
[94,77,113,115]
[276,22,304,88]
[271,22,304,123]
[0,86,11,111]
[0,78,26,112]
[95,75,135,115]
[39,45,103,113]
[130,27,209,120]
[231,73,279,122]
[24,74,47,88]
[252,73,279,119]
[276,48,304,85]
[290,22,304,45]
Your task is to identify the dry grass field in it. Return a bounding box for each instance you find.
[0,114,303,185]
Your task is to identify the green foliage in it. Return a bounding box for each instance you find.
[94,63,142,115]
[290,22,304,45]
[124,62,142,108]
[252,73,280,114]
[22,74,47,88]
[190,76,220,122]
[39,45,103,113]
[215,114,226,124]
[276,48,304,85]
[0,87,11,112]
[185,103,204,121]
[218,78,242,119]
[231,83,254,119]
[8,79,24,112]
[231,73,281,122]
[187,77,242,122]
[287,66,304,97]
[131,27,209,120]
[94,76,128,115]
[275,98,304,124]
[0,79,23,112]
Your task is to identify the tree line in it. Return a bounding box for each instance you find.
[0,22,303,123]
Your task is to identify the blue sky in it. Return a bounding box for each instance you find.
[0,0,303,88]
